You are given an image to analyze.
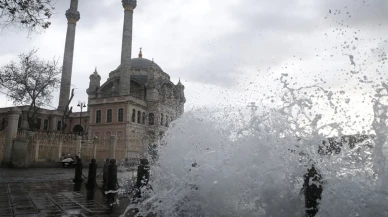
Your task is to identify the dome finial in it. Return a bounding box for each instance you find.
[93,66,98,75]
[139,47,143,58]
[178,78,183,86]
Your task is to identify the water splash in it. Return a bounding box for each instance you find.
[121,78,388,216]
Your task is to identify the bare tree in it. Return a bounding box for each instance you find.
[0,0,54,32]
[0,49,61,130]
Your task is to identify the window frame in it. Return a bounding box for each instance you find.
[57,120,62,131]
[132,109,136,122]
[36,118,42,130]
[96,110,102,123]
[107,109,113,123]
[118,108,124,122]
[142,112,146,124]
[149,113,154,125]
[137,111,141,123]
[43,119,49,130]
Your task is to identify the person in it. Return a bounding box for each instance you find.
[133,158,150,200]
[303,165,323,217]
[103,158,110,187]
[73,157,83,182]
[106,159,118,191]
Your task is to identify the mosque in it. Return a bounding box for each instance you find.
[0,0,185,155]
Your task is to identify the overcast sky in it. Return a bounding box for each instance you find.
[0,0,387,132]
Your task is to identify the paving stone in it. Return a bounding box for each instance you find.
[0,202,10,208]
[0,208,13,215]
[13,207,38,215]
[0,196,10,202]
[10,195,30,202]
[39,209,63,214]
[9,189,24,194]
[0,168,134,216]
[13,200,35,208]
[34,202,57,210]
[15,214,40,217]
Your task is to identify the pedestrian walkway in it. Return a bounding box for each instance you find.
[0,168,135,217]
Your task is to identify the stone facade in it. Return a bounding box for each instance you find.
[86,54,185,148]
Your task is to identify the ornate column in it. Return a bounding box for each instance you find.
[2,107,21,166]
[58,0,80,110]
[120,0,137,96]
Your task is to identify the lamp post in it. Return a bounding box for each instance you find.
[77,101,87,132]
[247,102,258,119]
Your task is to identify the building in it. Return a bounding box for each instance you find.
[0,0,185,159]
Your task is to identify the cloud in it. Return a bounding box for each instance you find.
[0,0,387,112]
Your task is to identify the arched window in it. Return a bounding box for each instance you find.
[105,131,111,139]
[73,124,83,134]
[165,115,168,127]
[57,120,62,131]
[160,113,164,126]
[142,112,146,124]
[132,109,136,122]
[107,109,112,123]
[149,113,154,125]
[96,110,101,123]
[18,117,21,129]
[137,111,141,123]
[1,118,7,130]
[118,108,124,122]
[117,131,123,138]
[43,119,49,130]
[36,118,42,130]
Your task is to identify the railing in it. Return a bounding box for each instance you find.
[96,138,110,161]
[81,139,95,163]
[8,131,146,164]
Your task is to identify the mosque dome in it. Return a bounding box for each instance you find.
[115,58,163,72]
[130,57,163,71]
[116,48,163,72]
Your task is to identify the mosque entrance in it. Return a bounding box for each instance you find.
[72,124,84,135]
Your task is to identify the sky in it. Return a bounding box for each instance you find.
[0,0,387,133]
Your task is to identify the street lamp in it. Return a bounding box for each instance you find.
[247,102,258,119]
[77,101,87,132]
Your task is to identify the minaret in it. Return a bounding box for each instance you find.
[120,0,137,96]
[87,67,101,99]
[58,0,80,110]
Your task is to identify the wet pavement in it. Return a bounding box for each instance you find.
[0,167,138,217]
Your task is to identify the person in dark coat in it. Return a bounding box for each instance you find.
[303,165,323,217]
[73,157,83,182]
[106,159,118,191]
[87,159,97,187]
[134,158,150,200]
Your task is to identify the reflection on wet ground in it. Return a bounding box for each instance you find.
[0,168,137,217]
